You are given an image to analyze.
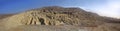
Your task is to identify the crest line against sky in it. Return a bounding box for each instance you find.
[0,0,120,18]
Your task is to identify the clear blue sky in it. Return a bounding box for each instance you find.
[0,0,106,14]
[0,0,120,18]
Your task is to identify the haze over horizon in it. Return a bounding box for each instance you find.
[0,0,120,18]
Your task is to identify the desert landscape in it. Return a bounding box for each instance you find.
[0,6,120,31]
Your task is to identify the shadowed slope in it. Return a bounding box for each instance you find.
[0,14,13,19]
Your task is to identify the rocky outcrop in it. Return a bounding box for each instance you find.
[3,6,104,28]
[1,6,120,31]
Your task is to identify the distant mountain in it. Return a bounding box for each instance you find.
[0,14,13,19]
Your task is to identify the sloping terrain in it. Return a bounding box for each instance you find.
[0,14,13,19]
[0,6,120,31]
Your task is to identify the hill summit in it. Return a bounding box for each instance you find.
[0,6,120,31]
[4,6,104,27]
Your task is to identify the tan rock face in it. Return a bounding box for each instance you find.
[4,6,105,28]
[0,6,120,31]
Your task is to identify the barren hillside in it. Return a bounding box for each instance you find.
[0,6,120,31]
[0,14,13,19]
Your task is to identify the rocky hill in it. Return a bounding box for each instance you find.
[0,6,120,31]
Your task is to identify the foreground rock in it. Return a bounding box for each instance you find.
[5,23,120,31]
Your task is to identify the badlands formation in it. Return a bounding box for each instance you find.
[0,6,120,31]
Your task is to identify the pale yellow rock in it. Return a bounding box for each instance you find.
[3,6,105,28]
[0,6,120,31]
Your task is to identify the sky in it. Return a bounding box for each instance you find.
[0,0,120,18]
